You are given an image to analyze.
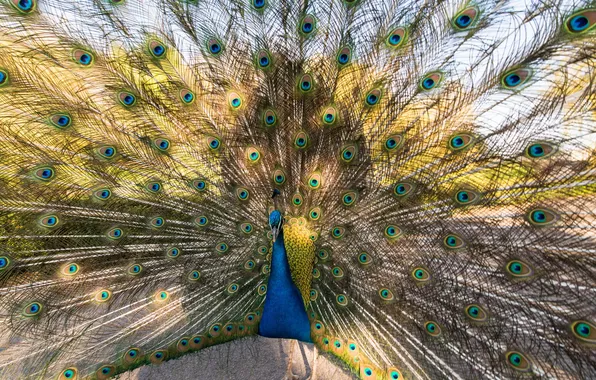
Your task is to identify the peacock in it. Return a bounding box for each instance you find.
[0,0,595,378]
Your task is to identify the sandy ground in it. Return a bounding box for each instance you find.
[115,336,358,380]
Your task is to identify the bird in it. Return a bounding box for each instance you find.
[0,0,594,379]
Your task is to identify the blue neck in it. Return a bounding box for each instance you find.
[259,229,312,342]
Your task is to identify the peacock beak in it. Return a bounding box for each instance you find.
[271,226,279,242]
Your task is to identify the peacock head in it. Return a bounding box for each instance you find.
[269,189,283,242]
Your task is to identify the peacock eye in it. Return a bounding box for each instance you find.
[207,38,224,56]
[148,40,166,58]
[180,89,195,104]
[300,15,317,36]
[0,69,8,86]
[384,134,403,152]
[424,321,442,336]
[118,91,136,106]
[11,0,36,13]
[565,10,596,33]
[379,288,394,301]
[505,351,532,372]
[336,46,352,66]
[365,88,382,106]
[386,27,406,47]
[501,68,531,89]
[50,113,72,129]
[505,259,533,278]
[453,7,479,30]
[412,267,431,283]
[420,72,442,90]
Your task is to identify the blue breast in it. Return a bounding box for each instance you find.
[259,228,312,342]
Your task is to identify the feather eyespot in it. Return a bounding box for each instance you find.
[424,321,442,336]
[150,350,167,364]
[256,49,271,69]
[386,27,406,47]
[565,10,596,33]
[244,260,255,270]
[336,294,349,306]
[106,227,123,240]
[341,190,358,206]
[570,320,595,343]
[527,208,557,226]
[384,225,402,240]
[194,216,208,227]
[336,46,352,66]
[179,89,195,104]
[73,49,93,66]
[227,283,239,294]
[502,68,531,89]
[299,15,317,36]
[23,301,42,317]
[96,365,116,380]
[298,73,314,93]
[97,146,116,159]
[309,206,322,221]
[258,284,267,295]
[154,138,170,152]
[0,256,11,271]
[505,260,533,278]
[167,247,180,258]
[61,263,80,276]
[379,288,394,301]
[252,0,266,9]
[465,304,488,322]
[322,106,337,125]
[246,147,261,163]
[420,72,442,90]
[340,144,358,163]
[365,88,382,106]
[240,222,253,234]
[188,270,200,281]
[312,268,320,278]
[123,348,142,364]
[148,40,166,58]
[0,69,8,86]
[384,134,403,152]
[39,214,59,228]
[11,0,35,13]
[505,351,532,372]
[263,109,277,127]
[177,337,190,353]
[94,289,112,303]
[292,192,303,206]
[93,188,112,200]
[393,182,414,198]
[308,172,322,189]
[453,7,479,30]
[236,187,250,201]
[207,38,224,56]
[294,131,309,149]
[145,181,162,193]
[257,245,268,255]
[127,264,142,275]
[149,216,166,228]
[50,114,72,129]
[331,266,344,279]
[449,133,474,151]
[154,291,169,303]
[58,368,77,380]
[33,166,55,181]
[228,92,242,109]
[118,91,136,107]
[525,141,556,158]
[412,267,430,283]
[317,248,330,261]
[272,168,286,185]
[387,368,402,380]
[331,226,345,239]
[443,234,465,249]
[216,242,229,254]
[191,179,207,192]
[358,252,373,265]
[206,136,221,151]
[454,189,480,205]
[310,289,319,301]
